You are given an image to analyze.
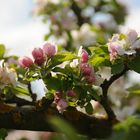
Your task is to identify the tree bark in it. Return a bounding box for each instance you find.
[0,105,112,138]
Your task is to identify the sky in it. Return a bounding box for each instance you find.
[0,0,47,56]
[0,0,140,56]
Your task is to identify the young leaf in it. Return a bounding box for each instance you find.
[85,102,93,115]
[50,52,77,67]
[0,44,6,59]
[111,62,124,75]
[128,56,140,73]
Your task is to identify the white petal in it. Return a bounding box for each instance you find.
[131,39,140,49]
[126,29,138,45]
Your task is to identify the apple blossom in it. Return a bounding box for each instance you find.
[32,48,44,65]
[84,75,96,84]
[67,90,76,97]
[126,29,138,45]
[79,63,93,76]
[56,99,68,111]
[32,47,44,59]
[43,42,57,57]
[0,65,17,88]
[108,41,125,61]
[19,56,33,68]
[78,47,89,63]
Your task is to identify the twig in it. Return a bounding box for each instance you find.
[28,82,37,102]
[5,95,34,106]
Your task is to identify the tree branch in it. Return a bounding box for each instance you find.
[0,106,112,138]
[70,0,86,26]
[100,65,129,121]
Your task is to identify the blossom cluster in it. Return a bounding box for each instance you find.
[19,42,57,68]
[78,47,96,84]
[0,64,17,88]
[53,90,77,112]
[107,29,140,61]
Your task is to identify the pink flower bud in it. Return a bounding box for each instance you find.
[43,42,57,57]
[32,47,44,59]
[84,75,96,84]
[34,58,44,66]
[32,48,44,65]
[80,49,88,63]
[56,99,68,111]
[67,90,76,97]
[54,91,62,103]
[79,63,93,76]
[19,56,33,68]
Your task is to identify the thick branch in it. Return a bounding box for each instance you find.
[100,66,129,121]
[0,106,112,138]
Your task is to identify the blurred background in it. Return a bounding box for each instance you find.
[0,0,140,56]
[0,0,140,140]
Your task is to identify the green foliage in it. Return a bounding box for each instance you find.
[12,86,29,96]
[111,60,124,75]
[85,102,93,115]
[89,45,110,70]
[128,56,140,73]
[0,128,7,140]
[127,84,140,96]
[109,116,140,140]
[0,44,6,59]
[49,117,81,140]
[50,52,77,67]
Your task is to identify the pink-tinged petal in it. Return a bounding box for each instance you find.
[67,90,76,97]
[19,56,33,68]
[34,58,45,66]
[81,49,89,63]
[78,47,89,63]
[84,75,96,84]
[43,42,57,57]
[79,63,93,76]
[56,99,68,111]
[32,48,45,65]
[126,29,138,44]
[32,47,44,59]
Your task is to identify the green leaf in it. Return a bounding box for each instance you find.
[109,116,140,140]
[127,84,140,96]
[90,55,110,68]
[128,56,140,73]
[89,45,109,56]
[111,62,124,75]
[44,76,62,91]
[0,128,8,140]
[50,117,81,140]
[12,86,29,95]
[85,102,93,115]
[50,52,77,67]
[0,44,6,59]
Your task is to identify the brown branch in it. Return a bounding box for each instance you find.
[5,95,34,106]
[70,0,86,26]
[0,106,112,138]
[100,65,129,121]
